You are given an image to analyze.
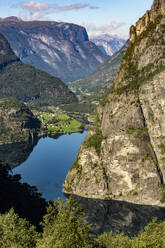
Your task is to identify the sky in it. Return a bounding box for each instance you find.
[0,0,154,38]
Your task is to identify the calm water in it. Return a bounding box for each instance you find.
[13,131,87,201]
[2,130,165,235]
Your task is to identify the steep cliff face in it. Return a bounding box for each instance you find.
[0,98,41,144]
[63,0,165,206]
[0,33,77,106]
[0,18,108,82]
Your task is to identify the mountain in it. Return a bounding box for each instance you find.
[0,98,40,144]
[63,0,165,206]
[90,34,126,56]
[0,33,77,106]
[0,17,108,82]
[69,41,129,94]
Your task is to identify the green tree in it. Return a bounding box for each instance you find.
[132,218,165,248]
[97,231,131,248]
[0,209,39,248]
[37,197,100,248]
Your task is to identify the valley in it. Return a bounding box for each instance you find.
[1,0,165,247]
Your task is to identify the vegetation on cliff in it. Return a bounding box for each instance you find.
[63,0,165,205]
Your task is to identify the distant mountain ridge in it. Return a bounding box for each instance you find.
[0,17,108,82]
[0,32,77,106]
[90,34,126,56]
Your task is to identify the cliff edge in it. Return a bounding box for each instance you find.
[63,0,165,206]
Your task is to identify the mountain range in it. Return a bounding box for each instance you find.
[0,32,77,106]
[0,17,108,82]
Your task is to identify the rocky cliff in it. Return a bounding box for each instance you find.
[0,33,77,106]
[63,0,165,206]
[0,18,108,82]
[0,98,40,144]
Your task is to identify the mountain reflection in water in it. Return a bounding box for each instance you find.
[0,132,165,237]
[0,137,38,169]
[3,131,87,200]
[72,195,165,237]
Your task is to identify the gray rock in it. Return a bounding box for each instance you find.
[0,18,108,82]
[63,0,165,207]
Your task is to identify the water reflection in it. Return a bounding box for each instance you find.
[72,195,165,236]
[0,136,38,169]
[12,131,88,200]
[1,132,165,237]
[0,133,65,170]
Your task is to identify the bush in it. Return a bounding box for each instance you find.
[98,232,132,248]
[132,218,165,248]
[84,129,104,155]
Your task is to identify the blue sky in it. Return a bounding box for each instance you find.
[0,0,153,38]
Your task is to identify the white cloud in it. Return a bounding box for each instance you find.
[20,0,98,20]
[84,21,128,38]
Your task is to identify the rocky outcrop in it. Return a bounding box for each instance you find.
[0,33,77,106]
[0,18,108,82]
[0,98,41,144]
[130,0,165,42]
[63,0,165,206]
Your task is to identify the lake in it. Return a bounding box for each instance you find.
[13,131,87,201]
[1,130,165,236]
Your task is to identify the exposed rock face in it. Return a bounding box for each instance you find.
[63,0,165,206]
[0,18,108,82]
[0,33,77,106]
[90,34,126,56]
[0,98,41,144]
